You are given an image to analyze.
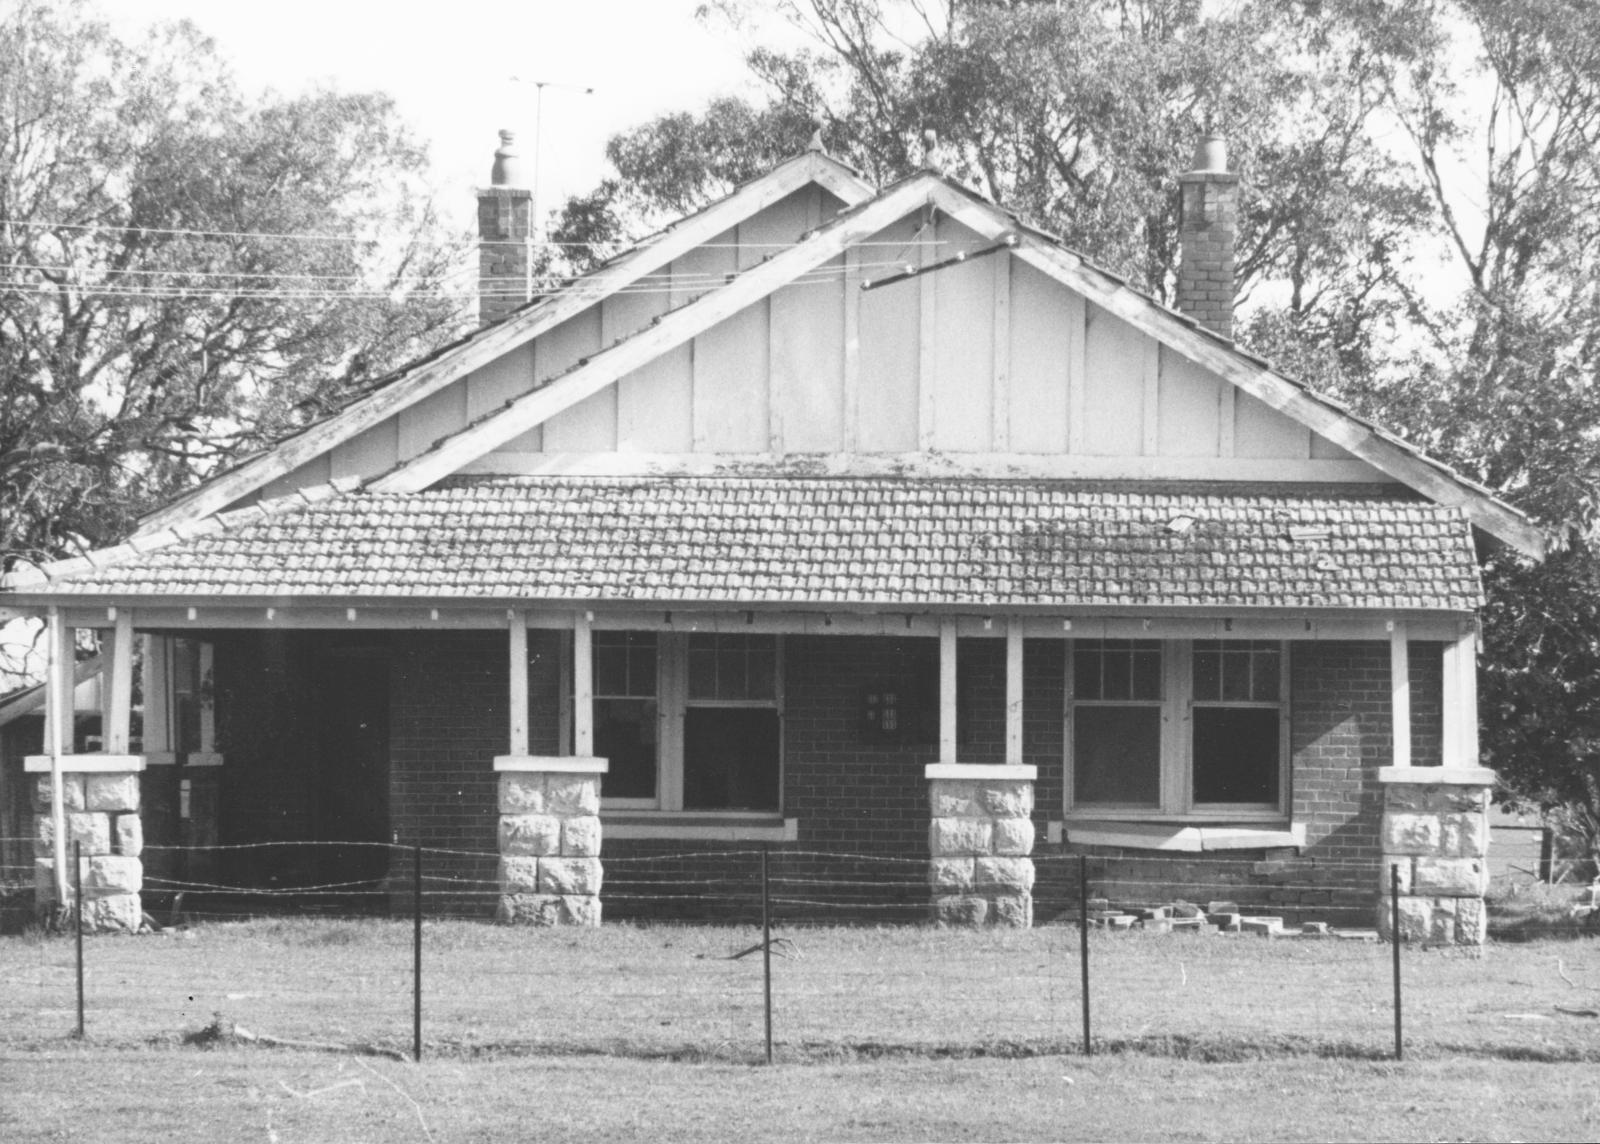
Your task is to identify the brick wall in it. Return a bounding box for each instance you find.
[1064,640,1444,925]
[214,631,319,847]
[202,629,1445,924]
[389,632,507,914]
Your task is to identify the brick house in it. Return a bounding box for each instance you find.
[1,134,1542,940]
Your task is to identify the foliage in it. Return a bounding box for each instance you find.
[0,0,469,574]
[559,0,1600,856]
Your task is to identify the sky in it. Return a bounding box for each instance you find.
[107,0,792,232]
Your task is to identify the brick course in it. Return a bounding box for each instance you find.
[203,630,1440,924]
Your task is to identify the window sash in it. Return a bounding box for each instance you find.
[598,631,783,813]
[1066,639,1288,819]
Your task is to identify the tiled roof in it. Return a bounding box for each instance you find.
[10,477,1482,610]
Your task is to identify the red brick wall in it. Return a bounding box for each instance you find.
[1064,640,1444,924]
[204,630,1445,924]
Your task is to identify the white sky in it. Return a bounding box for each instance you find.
[107,0,791,233]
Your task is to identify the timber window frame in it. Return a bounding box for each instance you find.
[1065,638,1289,822]
[595,631,785,814]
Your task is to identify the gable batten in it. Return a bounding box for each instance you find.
[1158,347,1222,458]
[841,247,862,452]
[857,218,922,452]
[137,153,873,537]
[929,216,995,452]
[1008,260,1072,453]
[611,281,690,453]
[770,263,846,452]
[531,307,605,451]
[991,253,1011,451]
[1082,306,1145,455]
[369,177,940,492]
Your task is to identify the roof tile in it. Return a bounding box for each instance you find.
[16,476,1482,611]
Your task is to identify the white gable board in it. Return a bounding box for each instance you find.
[420,211,1374,480]
[140,161,1540,556]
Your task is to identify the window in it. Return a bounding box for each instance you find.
[1068,639,1287,819]
[593,632,658,805]
[593,632,782,813]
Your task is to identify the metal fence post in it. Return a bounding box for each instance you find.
[1391,862,1403,1061]
[761,845,773,1066]
[74,839,84,1039]
[413,844,423,1063]
[1079,853,1091,1056]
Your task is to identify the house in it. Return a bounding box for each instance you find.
[0,132,1539,940]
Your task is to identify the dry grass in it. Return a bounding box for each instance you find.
[3,921,1599,1141]
[2,919,1598,1064]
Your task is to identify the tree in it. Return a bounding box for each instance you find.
[568,0,1600,859]
[0,0,469,579]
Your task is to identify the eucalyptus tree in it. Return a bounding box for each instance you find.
[0,0,468,572]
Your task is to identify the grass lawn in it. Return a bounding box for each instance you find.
[2,920,1598,1141]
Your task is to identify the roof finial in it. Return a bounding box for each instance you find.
[806,124,827,154]
[921,129,948,174]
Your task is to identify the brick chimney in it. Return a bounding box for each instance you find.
[477,130,533,326]
[1177,134,1239,340]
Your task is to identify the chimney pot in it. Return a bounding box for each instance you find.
[491,129,529,188]
[1191,134,1228,175]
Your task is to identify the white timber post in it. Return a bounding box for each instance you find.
[106,609,135,754]
[141,636,172,758]
[573,611,594,757]
[1378,621,1492,945]
[508,612,529,756]
[30,610,146,930]
[1004,619,1024,766]
[1389,621,1410,770]
[45,608,70,904]
[1440,626,1480,769]
[493,608,607,926]
[938,618,958,764]
[925,616,1036,927]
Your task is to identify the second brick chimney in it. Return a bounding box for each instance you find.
[1177,135,1238,340]
[478,130,533,327]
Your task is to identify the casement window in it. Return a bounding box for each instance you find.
[594,631,783,813]
[1067,639,1288,820]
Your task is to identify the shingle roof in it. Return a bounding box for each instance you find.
[11,477,1482,611]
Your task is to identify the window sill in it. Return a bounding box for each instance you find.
[1050,819,1307,852]
[602,813,799,842]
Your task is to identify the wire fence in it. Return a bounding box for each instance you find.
[1,839,1598,1066]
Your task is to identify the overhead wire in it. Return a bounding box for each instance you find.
[0,215,953,250]
[0,253,964,302]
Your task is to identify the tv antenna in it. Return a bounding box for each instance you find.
[508,77,596,250]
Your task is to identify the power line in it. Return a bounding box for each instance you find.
[0,255,954,302]
[0,216,952,251]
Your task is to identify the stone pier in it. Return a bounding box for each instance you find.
[1378,767,1494,945]
[493,756,608,925]
[926,763,1037,927]
[27,755,146,931]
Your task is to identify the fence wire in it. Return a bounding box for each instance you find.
[0,839,1597,1064]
